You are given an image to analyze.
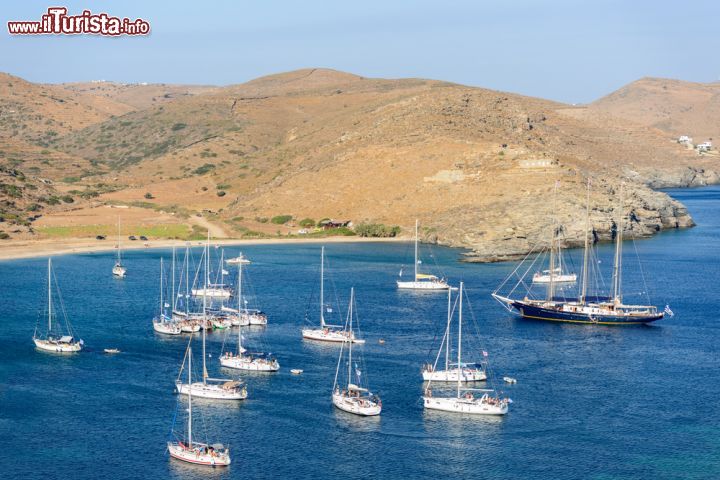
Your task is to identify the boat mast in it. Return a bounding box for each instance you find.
[160,258,164,318]
[580,179,591,304]
[548,182,558,301]
[414,219,419,281]
[202,232,209,384]
[445,287,451,372]
[612,183,624,305]
[237,261,243,355]
[187,345,193,446]
[47,258,52,333]
[184,246,189,318]
[347,288,354,388]
[457,282,463,399]
[116,217,122,264]
[320,246,325,328]
[171,247,176,314]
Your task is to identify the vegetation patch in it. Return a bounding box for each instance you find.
[271,214,293,225]
[354,223,401,237]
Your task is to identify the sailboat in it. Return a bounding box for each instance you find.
[153,257,182,335]
[423,282,509,415]
[172,245,202,333]
[191,241,232,298]
[331,288,381,416]
[168,342,231,466]
[219,260,267,326]
[220,261,279,372]
[112,217,127,278]
[397,219,450,290]
[302,247,365,343]
[422,288,487,382]
[175,236,248,400]
[532,183,577,284]
[493,181,665,325]
[226,252,251,265]
[33,258,83,353]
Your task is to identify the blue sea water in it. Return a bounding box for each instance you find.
[1,187,719,480]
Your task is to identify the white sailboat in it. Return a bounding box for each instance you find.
[191,242,232,298]
[173,245,202,333]
[422,288,487,382]
[175,236,247,400]
[168,343,231,467]
[153,257,182,335]
[33,258,83,353]
[220,261,279,372]
[226,252,251,265]
[331,288,381,416]
[532,182,577,284]
[397,219,450,290]
[302,247,365,343]
[423,282,509,415]
[112,217,127,278]
[219,260,267,326]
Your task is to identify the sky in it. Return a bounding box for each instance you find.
[2,0,719,104]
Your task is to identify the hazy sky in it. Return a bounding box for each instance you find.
[2,0,719,103]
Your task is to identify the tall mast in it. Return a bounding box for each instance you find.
[548,182,558,301]
[187,345,193,446]
[612,183,624,305]
[414,219,419,281]
[184,246,189,317]
[457,282,463,399]
[580,179,591,304]
[47,258,52,333]
[171,246,176,313]
[320,246,325,328]
[237,261,243,354]
[202,232,209,384]
[117,217,122,263]
[347,288,354,388]
[445,287,451,371]
[160,258,164,317]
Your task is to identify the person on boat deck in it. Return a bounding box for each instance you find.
[426,388,432,397]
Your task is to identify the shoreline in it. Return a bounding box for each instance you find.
[0,236,406,261]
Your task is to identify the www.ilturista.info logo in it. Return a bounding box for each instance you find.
[7,7,150,36]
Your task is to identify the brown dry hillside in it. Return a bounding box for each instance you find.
[2,69,719,260]
[61,81,218,110]
[589,77,720,142]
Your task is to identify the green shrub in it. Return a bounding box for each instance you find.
[144,192,154,199]
[61,195,74,203]
[0,232,9,240]
[217,190,226,197]
[271,215,293,225]
[193,163,216,175]
[355,223,401,238]
[299,218,315,227]
[171,123,187,131]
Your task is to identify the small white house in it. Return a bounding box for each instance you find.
[678,135,692,144]
[697,141,712,152]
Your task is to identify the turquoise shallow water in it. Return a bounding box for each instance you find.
[1,187,719,480]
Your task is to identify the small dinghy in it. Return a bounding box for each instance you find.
[503,377,517,384]
[104,348,121,354]
[291,369,303,375]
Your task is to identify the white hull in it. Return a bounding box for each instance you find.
[246,313,268,326]
[180,322,201,333]
[167,443,230,466]
[533,273,577,283]
[302,328,365,344]
[191,288,231,299]
[423,396,508,415]
[112,265,126,278]
[332,392,381,416]
[33,337,82,353]
[176,381,247,400]
[220,355,279,372]
[226,257,250,265]
[422,368,486,382]
[397,280,450,290]
[153,321,182,335]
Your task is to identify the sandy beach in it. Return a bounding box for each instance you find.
[0,236,406,261]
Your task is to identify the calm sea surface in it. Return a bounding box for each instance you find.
[1,187,719,480]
